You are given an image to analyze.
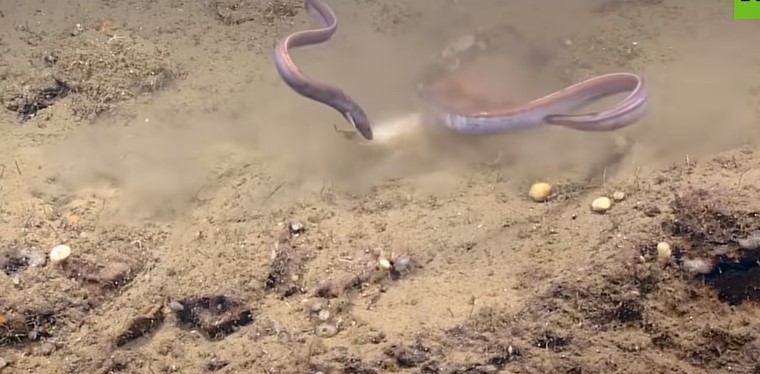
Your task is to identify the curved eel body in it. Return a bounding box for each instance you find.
[274,0,373,140]
[432,73,647,135]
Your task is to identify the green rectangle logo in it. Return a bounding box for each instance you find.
[736,0,760,19]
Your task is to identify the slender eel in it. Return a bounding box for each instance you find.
[273,0,373,140]
[432,72,648,135]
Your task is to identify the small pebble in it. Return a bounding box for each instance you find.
[528,182,552,202]
[656,242,672,263]
[378,257,392,269]
[317,309,330,321]
[612,191,626,202]
[590,197,612,213]
[49,244,71,264]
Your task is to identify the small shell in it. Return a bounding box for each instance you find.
[612,191,626,202]
[528,182,552,202]
[49,244,71,264]
[590,197,612,213]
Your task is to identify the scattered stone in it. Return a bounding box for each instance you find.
[590,197,612,213]
[528,182,552,202]
[49,244,71,265]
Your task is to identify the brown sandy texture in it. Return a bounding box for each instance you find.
[2,0,760,373]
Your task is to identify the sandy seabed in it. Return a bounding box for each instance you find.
[2,1,760,373]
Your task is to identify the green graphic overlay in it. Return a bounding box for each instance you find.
[736,0,760,20]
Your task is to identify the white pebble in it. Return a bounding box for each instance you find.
[49,244,71,264]
[612,191,626,202]
[656,242,672,262]
[528,182,552,202]
[590,197,612,213]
